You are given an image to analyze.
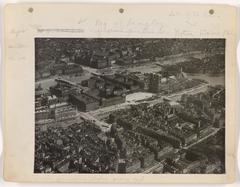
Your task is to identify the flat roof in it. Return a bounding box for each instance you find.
[72,93,98,104]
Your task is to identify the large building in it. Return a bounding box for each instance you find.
[50,56,83,76]
[75,50,111,69]
[50,78,78,101]
[69,93,100,111]
[54,105,77,122]
[90,52,111,69]
[100,73,144,93]
[35,106,51,122]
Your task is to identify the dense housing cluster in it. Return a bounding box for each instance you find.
[35,38,224,79]
[104,86,225,173]
[163,54,225,74]
[35,123,118,173]
[35,38,225,174]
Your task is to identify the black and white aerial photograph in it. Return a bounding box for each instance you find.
[34,38,225,174]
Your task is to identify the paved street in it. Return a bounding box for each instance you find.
[78,112,112,132]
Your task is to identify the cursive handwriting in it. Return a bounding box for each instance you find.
[10,29,25,37]
[94,19,166,34]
